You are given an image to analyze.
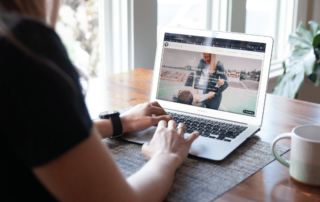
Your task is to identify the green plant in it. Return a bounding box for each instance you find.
[310,34,320,85]
[273,21,320,98]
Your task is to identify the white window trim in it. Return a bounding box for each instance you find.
[99,0,307,77]
[208,0,231,31]
[269,0,311,78]
[267,0,298,78]
[99,0,134,76]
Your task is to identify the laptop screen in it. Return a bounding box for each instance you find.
[156,33,267,117]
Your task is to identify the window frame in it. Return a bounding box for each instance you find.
[100,0,308,76]
[99,0,134,75]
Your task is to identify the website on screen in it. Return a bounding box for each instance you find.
[156,33,266,117]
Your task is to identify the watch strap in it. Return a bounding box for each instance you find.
[110,114,123,138]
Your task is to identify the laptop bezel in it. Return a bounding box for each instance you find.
[151,28,273,126]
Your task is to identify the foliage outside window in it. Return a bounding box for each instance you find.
[56,0,99,78]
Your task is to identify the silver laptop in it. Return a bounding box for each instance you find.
[123,28,273,160]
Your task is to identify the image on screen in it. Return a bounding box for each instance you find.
[156,34,266,117]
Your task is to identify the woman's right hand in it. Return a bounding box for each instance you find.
[207,91,216,99]
[217,79,225,87]
[142,120,199,168]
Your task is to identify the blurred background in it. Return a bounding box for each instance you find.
[57,0,320,103]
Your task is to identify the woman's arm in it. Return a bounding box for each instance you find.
[33,121,198,202]
[34,128,136,202]
[128,120,199,200]
[94,119,113,138]
[216,79,228,94]
[214,72,228,95]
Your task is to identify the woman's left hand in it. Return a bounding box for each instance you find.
[217,79,225,86]
[120,101,171,134]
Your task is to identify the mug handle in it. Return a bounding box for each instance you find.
[271,133,291,167]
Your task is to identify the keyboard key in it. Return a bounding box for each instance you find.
[225,131,235,138]
[217,135,225,140]
[209,134,218,138]
[201,132,210,137]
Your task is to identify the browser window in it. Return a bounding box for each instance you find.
[156,33,266,117]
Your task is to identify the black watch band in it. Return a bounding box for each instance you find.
[99,111,123,138]
[110,114,123,138]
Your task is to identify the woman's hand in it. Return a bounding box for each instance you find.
[142,120,199,168]
[217,79,225,87]
[206,91,216,99]
[120,101,171,134]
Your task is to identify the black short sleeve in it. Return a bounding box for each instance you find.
[11,66,92,167]
[2,17,93,167]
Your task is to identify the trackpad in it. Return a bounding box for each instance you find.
[122,126,157,144]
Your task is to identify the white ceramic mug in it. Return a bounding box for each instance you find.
[272,124,320,186]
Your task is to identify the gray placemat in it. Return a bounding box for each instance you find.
[105,136,289,202]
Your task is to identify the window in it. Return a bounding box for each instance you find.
[245,0,297,70]
[56,0,306,77]
[56,0,99,78]
[95,0,302,76]
[99,0,133,74]
[158,0,209,30]
[157,0,298,77]
[245,0,278,40]
[158,0,229,32]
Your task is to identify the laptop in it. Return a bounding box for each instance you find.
[123,28,273,160]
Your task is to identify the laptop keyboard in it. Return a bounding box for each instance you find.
[168,112,247,142]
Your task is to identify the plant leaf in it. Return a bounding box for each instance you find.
[291,47,311,58]
[303,50,316,75]
[273,21,319,97]
[274,62,305,98]
[309,21,320,36]
[313,34,320,48]
[309,63,320,86]
[289,33,312,47]
[295,23,313,42]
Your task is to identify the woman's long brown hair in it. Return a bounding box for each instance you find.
[0,0,46,22]
[0,0,60,28]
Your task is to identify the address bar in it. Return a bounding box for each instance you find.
[165,42,265,60]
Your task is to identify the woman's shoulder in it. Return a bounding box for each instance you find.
[0,13,77,93]
[1,12,76,78]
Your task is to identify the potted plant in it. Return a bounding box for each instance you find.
[273,21,320,99]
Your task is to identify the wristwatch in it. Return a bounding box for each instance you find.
[99,111,123,138]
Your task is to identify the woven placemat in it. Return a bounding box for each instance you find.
[105,136,289,202]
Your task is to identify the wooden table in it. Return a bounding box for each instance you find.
[86,68,320,201]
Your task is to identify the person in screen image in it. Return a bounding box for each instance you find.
[175,89,194,105]
[185,53,228,109]
[1,1,199,201]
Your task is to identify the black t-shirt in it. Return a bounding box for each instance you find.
[1,14,93,201]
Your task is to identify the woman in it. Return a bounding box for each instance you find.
[194,53,228,109]
[1,1,199,201]
[200,54,228,109]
